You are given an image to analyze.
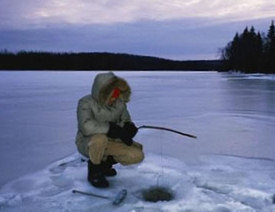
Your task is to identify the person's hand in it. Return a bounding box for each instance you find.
[123,122,138,138]
[107,122,133,146]
[107,122,123,139]
[120,134,133,146]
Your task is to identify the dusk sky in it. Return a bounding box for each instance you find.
[0,0,275,60]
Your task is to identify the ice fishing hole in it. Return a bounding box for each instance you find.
[142,186,174,202]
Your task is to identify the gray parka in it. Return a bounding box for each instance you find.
[75,72,132,157]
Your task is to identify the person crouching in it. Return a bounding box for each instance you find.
[75,72,144,188]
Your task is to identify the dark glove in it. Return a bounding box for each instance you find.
[123,122,138,139]
[120,134,133,146]
[107,122,123,139]
[107,122,133,146]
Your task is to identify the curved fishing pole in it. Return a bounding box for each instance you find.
[138,125,197,139]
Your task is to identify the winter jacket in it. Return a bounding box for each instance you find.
[75,72,132,157]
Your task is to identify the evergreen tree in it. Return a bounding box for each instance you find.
[221,33,240,70]
[246,27,263,72]
[267,20,275,41]
[231,33,241,70]
[265,20,275,73]
[255,32,264,70]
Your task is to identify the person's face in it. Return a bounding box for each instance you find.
[108,96,117,105]
[108,88,120,105]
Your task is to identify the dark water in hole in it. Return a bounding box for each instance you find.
[142,186,174,202]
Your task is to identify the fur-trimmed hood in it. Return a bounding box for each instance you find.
[91,72,131,105]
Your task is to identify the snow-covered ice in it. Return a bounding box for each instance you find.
[0,153,275,211]
[0,71,275,211]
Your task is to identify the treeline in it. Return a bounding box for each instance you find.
[221,20,275,73]
[0,51,222,71]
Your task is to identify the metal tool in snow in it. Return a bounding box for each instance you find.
[72,189,127,205]
[138,125,197,139]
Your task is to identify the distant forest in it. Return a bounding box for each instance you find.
[221,20,275,74]
[0,51,222,71]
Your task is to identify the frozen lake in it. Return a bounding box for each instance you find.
[0,71,275,188]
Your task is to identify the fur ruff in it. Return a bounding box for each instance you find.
[98,76,131,105]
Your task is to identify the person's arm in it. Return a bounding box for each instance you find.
[120,105,132,125]
[120,104,138,139]
[77,98,109,136]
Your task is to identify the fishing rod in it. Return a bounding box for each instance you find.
[138,125,197,139]
[72,189,127,205]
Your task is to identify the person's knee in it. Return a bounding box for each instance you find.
[88,134,108,149]
[125,149,144,165]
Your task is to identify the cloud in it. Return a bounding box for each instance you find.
[0,17,272,60]
[0,1,274,59]
[0,0,275,29]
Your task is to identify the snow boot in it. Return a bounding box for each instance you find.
[87,160,109,188]
[103,156,117,177]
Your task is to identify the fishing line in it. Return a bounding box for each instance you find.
[156,131,165,187]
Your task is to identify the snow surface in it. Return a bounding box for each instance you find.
[0,153,275,211]
[0,71,275,211]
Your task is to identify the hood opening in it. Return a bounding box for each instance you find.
[91,72,131,105]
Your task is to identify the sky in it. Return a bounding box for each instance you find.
[0,0,275,60]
